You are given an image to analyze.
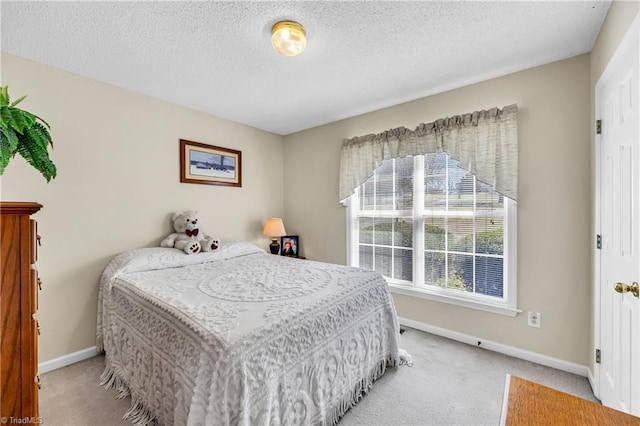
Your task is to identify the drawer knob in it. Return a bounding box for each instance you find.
[37,277,42,291]
[37,235,42,246]
[36,375,41,389]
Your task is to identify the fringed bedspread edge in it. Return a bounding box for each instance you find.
[324,353,404,426]
[99,350,410,426]
[100,360,158,426]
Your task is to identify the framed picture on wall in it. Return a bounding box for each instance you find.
[281,235,299,257]
[180,139,242,187]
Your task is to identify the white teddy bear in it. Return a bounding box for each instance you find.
[160,211,220,254]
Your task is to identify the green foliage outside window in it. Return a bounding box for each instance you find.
[427,227,504,295]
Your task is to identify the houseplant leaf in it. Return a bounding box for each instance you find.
[0,86,9,107]
[0,128,19,174]
[16,121,56,181]
[0,86,56,181]
[10,95,27,107]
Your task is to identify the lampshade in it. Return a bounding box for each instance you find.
[263,218,287,237]
[271,21,306,57]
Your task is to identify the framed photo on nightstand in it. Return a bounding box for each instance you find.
[280,235,299,257]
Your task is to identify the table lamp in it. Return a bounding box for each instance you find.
[263,218,286,254]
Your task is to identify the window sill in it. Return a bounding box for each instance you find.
[388,282,522,317]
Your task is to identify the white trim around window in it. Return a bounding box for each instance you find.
[345,155,520,317]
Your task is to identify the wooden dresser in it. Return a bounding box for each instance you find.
[1,202,42,420]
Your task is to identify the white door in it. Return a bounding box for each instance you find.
[597,21,640,416]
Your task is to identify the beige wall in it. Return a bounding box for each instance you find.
[590,1,640,81]
[0,54,284,362]
[5,2,637,368]
[284,54,592,365]
[588,2,640,372]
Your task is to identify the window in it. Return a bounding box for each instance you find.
[347,152,517,316]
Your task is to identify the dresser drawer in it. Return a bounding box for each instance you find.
[32,313,40,419]
[30,220,39,264]
[31,266,39,313]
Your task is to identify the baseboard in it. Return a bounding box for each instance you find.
[398,316,589,377]
[38,346,98,374]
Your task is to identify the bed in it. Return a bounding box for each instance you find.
[96,242,404,425]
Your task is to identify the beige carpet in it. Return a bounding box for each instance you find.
[39,328,597,425]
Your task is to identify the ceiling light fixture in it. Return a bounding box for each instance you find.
[271,21,306,57]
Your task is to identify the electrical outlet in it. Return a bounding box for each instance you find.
[528,311,541,328]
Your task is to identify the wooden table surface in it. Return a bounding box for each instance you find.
[500,374,640,425]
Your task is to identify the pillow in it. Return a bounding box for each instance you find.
[111,241,265,274]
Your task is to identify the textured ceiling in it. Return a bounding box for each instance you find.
[2,1,611,135]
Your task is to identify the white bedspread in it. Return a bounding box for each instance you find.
[97,242,401,425]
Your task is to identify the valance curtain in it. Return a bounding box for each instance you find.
[339,104,519,202]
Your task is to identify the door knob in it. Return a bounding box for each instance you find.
[615,282,639,298]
